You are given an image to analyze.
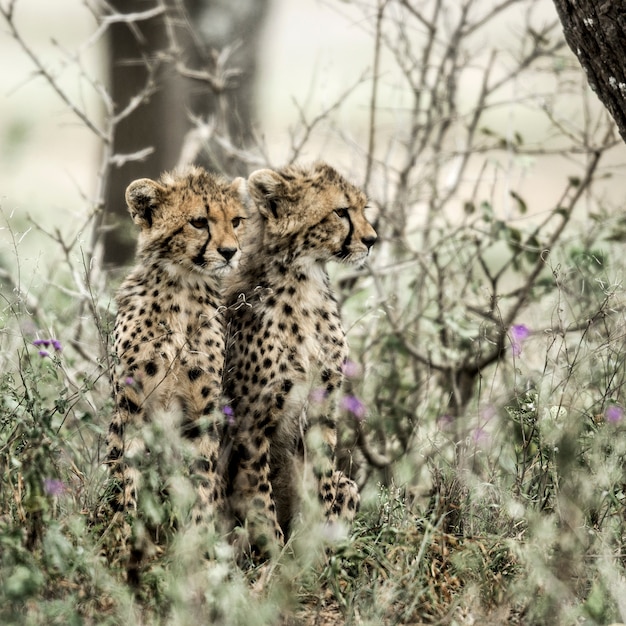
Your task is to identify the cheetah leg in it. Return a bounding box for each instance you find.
[305,405,360,528]
[106,376,150,514]
[321,470,360,526]
[304,407,339,499]
[107,353,180,507]
[187,429,222,528]
[104,358,176,581]
[229,436,285,561]
[177,363,224,529]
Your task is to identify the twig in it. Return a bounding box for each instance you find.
[356,421,392,469]
[364,0,388,193]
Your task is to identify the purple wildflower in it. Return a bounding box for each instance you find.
[33,338,62,353]
[223,405,235,426]
[341,359,361,379]
[43,478,66,497]
[309,388,329,404]
[38,350,50,358]
[481,404,496,422]
[605,405,624,424]
[124,377,135,386]
[437,414,455,430]
[472,427,490,447]
[510,324,530,357]
[340,394,367,421]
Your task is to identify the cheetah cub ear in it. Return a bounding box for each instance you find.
[125,178,167,229]
[247,169,287,220]
[231,176,251,216]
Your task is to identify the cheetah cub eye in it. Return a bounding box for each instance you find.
[190,217,209,229]
[334,208,350,219]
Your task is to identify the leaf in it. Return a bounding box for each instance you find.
[524,235,541,263]
[481,201,493,221]
[509,190,527,214]
[506,226,522,248]
[493,219,505,236]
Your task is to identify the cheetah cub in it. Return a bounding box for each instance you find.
[106,166,246,555]
[221,161,376,559]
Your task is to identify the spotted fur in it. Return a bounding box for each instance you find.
[220,162,376,559]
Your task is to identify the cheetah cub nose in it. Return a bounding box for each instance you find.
[362,235,377,250]
[218,247,237,261]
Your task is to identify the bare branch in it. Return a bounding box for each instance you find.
[109,147,155,168]
[356,421,392,469]
[287,72,370,164]
[0,4,107,140]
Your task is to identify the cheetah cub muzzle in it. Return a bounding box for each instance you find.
[220,161,376,560]
[105,166,246,577]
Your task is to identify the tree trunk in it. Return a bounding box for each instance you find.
[552,0,626,143]
[102,0,186,267]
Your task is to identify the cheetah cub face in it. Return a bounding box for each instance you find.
[246,162,377,266]
[126,166,247,279]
